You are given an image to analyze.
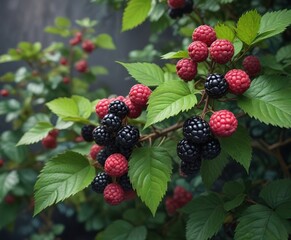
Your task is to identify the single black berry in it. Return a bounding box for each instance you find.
[180,159,201,176]
[92,126,114,146]
[205,73,228,98]
[177,138,201,161]
[104,143,119,155]
[81,125,96,142]
[91,172,112,193]
[109,100,129,119]
[101,113,122,132]
[201,138,221,160]
[96,149,110,166]
[182,0,193,14]
[168,8,184,19]
[118,174,133,191]
[116,125,140,148]
[118,146,133,159]
[183,116,212,143]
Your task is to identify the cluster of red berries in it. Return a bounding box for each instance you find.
[41,129,59,149]
[80,84,152,205]
[165,186,192,215]
[167,0,194,19]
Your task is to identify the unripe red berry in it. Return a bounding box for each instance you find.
[242,55,261,77]
[75,60,88,73]
[129,84,152,107]
[60,57,68,65]
[103,183,125,205]
[192,25,217,47]
[42,135,57,149]
[188,41,209,62]
[0,89,9,97]
[167,0,186,8]
[63,77,70,84]
[210,39,234,64]
[4,195,15,204]
[82,40,95,53]
[176,58,197,81]
[224,69,251,95]
[0,159,4,168]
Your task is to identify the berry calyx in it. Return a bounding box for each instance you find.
[82,40,95,53]
[201,138,221,160]
[224,69,251,95]
[104,153,128,177]
[75,60,88,73]
[205,73,228,98]
[81,125,96,142]
[95,98,110,119]
[242,55,261,77]
[89,144,104,160]
[92,126,114,146]
[209,110,238,137]
[177,138,201,161]
[124,98,143,119]
[42,135,57,149]
[176,58,197,81]
[101,114,122,132]
[108,100,129,119]
[116,125,140,148]
[192,25,217,47]
[129,84,152,107]
[103,183,125,205]
[188,41,209,62]
[167,0,185,8]
[91,172,112,193]
[210,39,234,64]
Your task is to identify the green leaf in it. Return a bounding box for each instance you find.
[118,62,164,86]
[186,193,227,240]
[220,126,252,172]
[145,81,198,128]
[129,147,172,215]
[94,34,116,50]
[122,0,151,32]
[234,204,288,240]
[17,122,53,146]
[0,171,19,201]
[55,17,71,28]
[233,38,243,57]
[161,51,189,59]
[224,194,246,211]
[91,66,108,75]
[223,180,245,198]
[0,202,19,229]
[237,75,291,128]
[215,23,235,42]
[276,44,291,63]
[75,18,98,28]
[34,151,95,216]
[200,151,229,188]
[254,9,291,44]
[236,10,261,45]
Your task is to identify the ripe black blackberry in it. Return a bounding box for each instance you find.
[180,159,201,176]
[118,174,133,191]
[92,126,114,146]
[81,125,96,142]
[109,100,129,119]
[118,146,133,159]
[96,149,110,166]
[168,8,184,19]
[91,172,112,193]
[205,74,228,98]
[116,125,140,148]
[183,116,212,143]
[177,138,201,161]
[201,138,221,160]
[182,0,193,14]
[101,113,122,132]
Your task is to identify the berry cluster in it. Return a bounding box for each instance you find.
[41,129,59,149]
[168,0,194,19]
[85,84,151,205]
[165,186,192,215]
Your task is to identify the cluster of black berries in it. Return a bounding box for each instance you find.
[168,0,194,19]
[177,116,221,176]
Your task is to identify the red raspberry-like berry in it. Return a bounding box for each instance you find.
[173,186,192,206]
[210,39,234,64]
[224,69,251,95]
[95,98,110,119]
[103,183,125,205]
[60,57,68,66]
[4,195,15,204]
[114,96,126,102]
[167,0,185,8]
[124,98,142,118]
[242,55,261,77]
[192,25,217,47]
[69,32,82,46]
[42,135,57,149]
[165,197,180,216]
[0,159,4,168]
[129,84,152,107]
[63,77,70,84]
[75,60,88,73]
[188,41,209,62]
[0,89,9,97]
[48,129,59,138]
[104,153,128,177]
[176,58,197,81]
[90,144,104,160]
[82,40,95,53]
[209,110,238,137]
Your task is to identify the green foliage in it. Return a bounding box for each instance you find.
[215,23,235,42]
[94,34,116,50]
[129,147,172,215]
[34,151,95,216]
[0,171,19,201]
[0,202,19,229]
[145,81,198,128]
[117,62,164,86]
[186,193,227,240]
[161,51,189,59]
[235,204,289,240]
[122,0,152,32]
[237,75,291,128]
[220,126,252,172]
[76,18,98,28]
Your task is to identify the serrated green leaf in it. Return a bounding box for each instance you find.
[220,126,252,172]
[223,180,245,198]
[200,151,229,188]
[129,147,172,215]
[215,23,235,42]
[145,81,197,128]
[236,10,261,45]
[186,193,227,240]
[118,62,164,86]
[235,204,288,240]
[276,44,291,63]
[55,17,71,28]
[254,9,291,44]
[17,122,53,146]
[0,202,19,229]
[237,75,291,128]
[34,151,95,216]
[101,220,133,240]
[161,51,189,59]
[71,95,92,119]
[224,194,245,211]
[122,0,151,31]
[233,38,243,58]
[0,171,19,201]
[94,34,116,50]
